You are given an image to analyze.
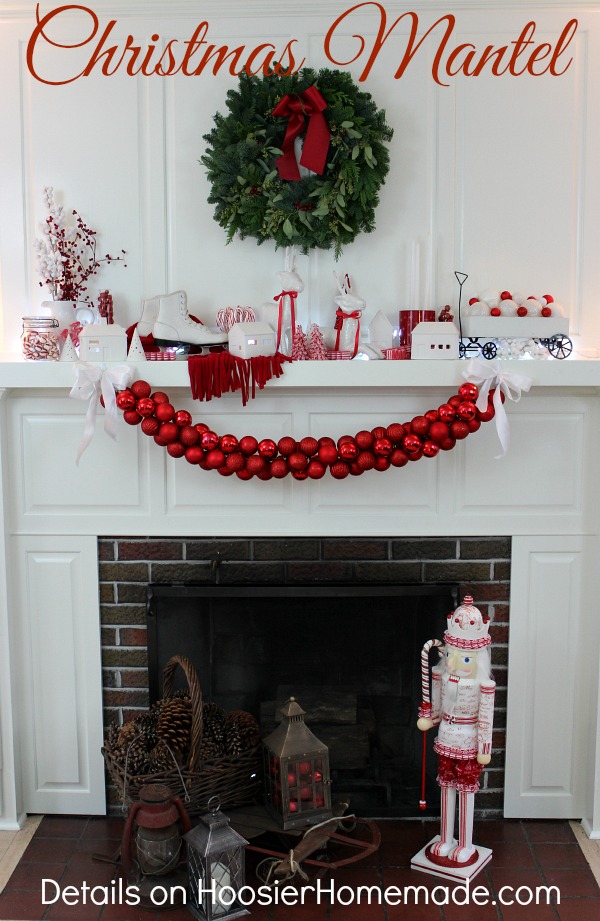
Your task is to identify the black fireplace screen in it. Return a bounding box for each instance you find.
[146,582,457,816]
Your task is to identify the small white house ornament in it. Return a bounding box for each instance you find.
[228,322,276,359]
[410,322,459,359]
[79,322,128,362]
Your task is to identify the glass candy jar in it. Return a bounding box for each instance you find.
[21,316,61,361]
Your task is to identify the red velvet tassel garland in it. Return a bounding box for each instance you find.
[188,350,291,406]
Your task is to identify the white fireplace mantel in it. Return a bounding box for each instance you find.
[1,357,600,837]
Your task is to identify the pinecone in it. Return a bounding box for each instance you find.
[125,737,152,776]
[199,738,222,763]
[156,696,192,759]
[149,740,181,773]
[117,720,138,749]
[226,710,261,752]
[134,711,159,750]
[201,702,227,756]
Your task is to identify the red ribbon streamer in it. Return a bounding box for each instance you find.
[334,307,361,357]
[272,86,330,181]
[274,290,298,352]
[188,351,291,407]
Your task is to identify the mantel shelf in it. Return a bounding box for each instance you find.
[1,356,599,391]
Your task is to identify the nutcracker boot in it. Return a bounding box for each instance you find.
[136,295,161,337]
[449,791,476,863]
[429,786,457,858]
[153,290,228,347]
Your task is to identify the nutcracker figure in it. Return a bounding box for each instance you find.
[411,596,495,881]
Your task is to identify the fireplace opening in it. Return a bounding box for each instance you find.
[146,582,457,818]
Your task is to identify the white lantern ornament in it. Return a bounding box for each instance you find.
[411,596,495,882]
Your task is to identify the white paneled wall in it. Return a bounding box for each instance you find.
[1,1,600,352]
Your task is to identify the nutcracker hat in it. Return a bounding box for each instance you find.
[444,595,491,650]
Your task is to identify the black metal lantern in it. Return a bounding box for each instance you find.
[184,797,249,921]
[263,697,332,830]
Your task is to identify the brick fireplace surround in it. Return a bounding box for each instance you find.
[99,535,511,816]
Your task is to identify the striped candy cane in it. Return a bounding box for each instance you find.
[418,638,443,809]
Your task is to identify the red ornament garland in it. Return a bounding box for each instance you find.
[114,380,500,480]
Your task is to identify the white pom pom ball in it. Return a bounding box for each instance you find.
[512,291,526,305]
[551,302,566,317]
[527,301,543,317]
[465,301,491,316]
[499,299,518,317]
[479,288,500,307]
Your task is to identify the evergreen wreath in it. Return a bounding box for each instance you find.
[201,68,393,256]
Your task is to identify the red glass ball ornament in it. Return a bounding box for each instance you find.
[500,290,512,300]
[422,440,440,458]
[355,430,374,450]
[390,449,409,468]
[411,415,429,436]
[246,455,267,475]
[517,306,528,317]
[136,397,156,417]
[307,460,326,479]
[374,456,391,471]
[299,436,318,457]
[371,426,387,441]
[236,468,254,480]
[318,443,338,466]
[167,442,186,458]
[278,436,297,456]
[429,421,450,443]
[185,445,204,465]
[198,458,210,471]
[438,403,456,423]
[123,410,142,426]
[159,422,179,443]
[373,437,392,457]
[155,402,175,422]
[357,450,376,471]
[349,462,364,476]
[490,307,501,316]
[174,410,192,428]
[239,435,258,455]
[543,294,554,303]
[385,423,405,443]
[116,390,136,411]
[141,417,160,437]
[153,433,169,447]
[424,410,439,425]
[289,801,299,813]
[131,380,151,399]
[439,437,456,451]
[403,434,422,454]
[219,434,239,454]
[451,420,469,440]
[257,466,273,481]
[318,436,336,447]
[288,451,308,472]
[408,448,423,461]
[292,470,309,481]
[492,388,506,404]
[468,297,478,306]
[180,425,199,446]
[225,452,245,472]
[206,448,226,469]
[337,434,354,448]
[468,418,481,433]
[477,404,495,422]
[258,439,277,459]
[541,306,552,317]
[339,441,358,461]
[195,422,209,435]
[330,461,350,479]
[458,382,479,402]
[200,430,220,451]
[457,401,477,422]
[448,395,462,408]
[151,391,170,404]
[218,467,234,476]
[271,458,289,479]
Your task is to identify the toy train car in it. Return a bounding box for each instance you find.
[458,316,572,360]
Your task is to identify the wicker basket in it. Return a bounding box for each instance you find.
[102,655,262,816]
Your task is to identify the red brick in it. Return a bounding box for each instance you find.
[119,669,149,688]
[119,627,147,646]
[118,539,184,560]
[103,689,149,708]
[101,627,117,646]
[490,624,509,643]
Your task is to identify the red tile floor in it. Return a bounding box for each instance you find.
[0,816,598,921]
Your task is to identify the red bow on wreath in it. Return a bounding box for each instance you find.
[272,86,330,181]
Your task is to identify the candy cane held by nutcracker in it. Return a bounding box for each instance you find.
[464,359,532,458]
[417,638,444,809]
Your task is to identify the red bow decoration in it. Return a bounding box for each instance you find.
[334,307,361,358]
[272,86,330,181]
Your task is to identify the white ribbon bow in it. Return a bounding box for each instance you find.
[463,359,533,458]
[69,361,134,464]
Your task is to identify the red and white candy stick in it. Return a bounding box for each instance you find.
[418,638,443,809]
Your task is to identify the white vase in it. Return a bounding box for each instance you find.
[40,299,80,333]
